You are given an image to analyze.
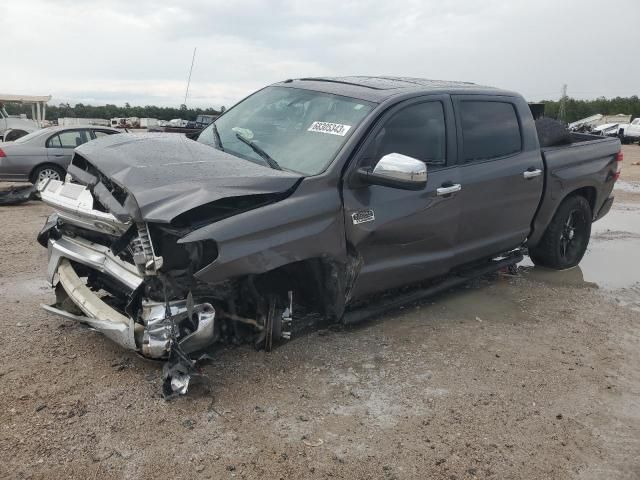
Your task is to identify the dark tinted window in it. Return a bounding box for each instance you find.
[374,102,446,164]
[460,101,521,161]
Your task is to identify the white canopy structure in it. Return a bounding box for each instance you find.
[0,94,51,127]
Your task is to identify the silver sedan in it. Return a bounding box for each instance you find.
[0,126,122,183]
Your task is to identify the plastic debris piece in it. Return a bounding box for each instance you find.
[303,438,324,447]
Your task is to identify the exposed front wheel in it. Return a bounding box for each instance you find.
[529,195,592,270]
[31,164,65,185]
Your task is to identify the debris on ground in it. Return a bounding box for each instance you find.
[0,185,38,205]
[303,439,324,447]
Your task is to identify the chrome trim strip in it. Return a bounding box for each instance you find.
[47,235,142,291]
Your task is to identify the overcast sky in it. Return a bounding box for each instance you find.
[4,0,639,109]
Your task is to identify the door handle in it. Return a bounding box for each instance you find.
[436,184,462,196]
[523,168,542,179]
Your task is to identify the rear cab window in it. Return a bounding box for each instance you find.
[457,100,522,162]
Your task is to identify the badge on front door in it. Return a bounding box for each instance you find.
[352,209,375,225]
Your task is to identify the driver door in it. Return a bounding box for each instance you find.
[343,95,462,300]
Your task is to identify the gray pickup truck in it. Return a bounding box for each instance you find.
[37,77,621,394]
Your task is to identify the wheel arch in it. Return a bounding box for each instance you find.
[3,128,29,142]
[568,186,597,214]
[249,256,349,321]
[528,184,598,249]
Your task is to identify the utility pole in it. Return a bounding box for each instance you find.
[183,47,197,108]
[558,84,568,124]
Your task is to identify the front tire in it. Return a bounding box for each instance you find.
[30,164,65,185]
[529,195,592,270]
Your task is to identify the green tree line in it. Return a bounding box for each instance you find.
[541,96,640,123]
[4,96,640,124]
[3,102,223,122]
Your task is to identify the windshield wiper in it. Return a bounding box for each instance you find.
[212,122,224,151]
[235,133,282,170]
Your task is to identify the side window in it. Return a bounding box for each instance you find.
[47,130,88,148]
[459,101,521,162]
[371,101,446,165]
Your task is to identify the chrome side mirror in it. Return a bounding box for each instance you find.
[357,153,427,190]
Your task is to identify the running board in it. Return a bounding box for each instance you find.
[343,252,523,326]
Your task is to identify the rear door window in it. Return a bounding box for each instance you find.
[459,101,521,162]
[47,130,90,148]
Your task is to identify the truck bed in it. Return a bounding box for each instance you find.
[528,133,620,247]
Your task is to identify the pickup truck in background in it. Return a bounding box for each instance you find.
[0,105,39,141]
[36,77,622,394]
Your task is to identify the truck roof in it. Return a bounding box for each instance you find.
[273,76,518,102]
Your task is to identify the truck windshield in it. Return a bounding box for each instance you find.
[197,86,375,175]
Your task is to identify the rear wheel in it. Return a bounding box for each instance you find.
[31,164,65,185]
[529,195,592,269]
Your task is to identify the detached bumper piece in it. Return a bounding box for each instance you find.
[0,184,37,205]
[43,259,140,350]
[44,250,217,397]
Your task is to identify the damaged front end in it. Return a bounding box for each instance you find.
[37,159,295,396]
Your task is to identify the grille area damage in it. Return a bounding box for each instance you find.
[37,167,298,397]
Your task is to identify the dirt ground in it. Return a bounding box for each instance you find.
[1,146,639,480]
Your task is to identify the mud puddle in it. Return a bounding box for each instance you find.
[520,205,640,311]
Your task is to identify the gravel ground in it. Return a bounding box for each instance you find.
[0,146,639,480]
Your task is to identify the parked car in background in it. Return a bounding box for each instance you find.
[619,118,640,144]
[592,122,625,138]
[186,114,217,129]
[0,125,122,183]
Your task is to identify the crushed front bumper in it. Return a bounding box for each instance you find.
[39,178,217,361]
[45,235,217,358]
[44,258,140,350]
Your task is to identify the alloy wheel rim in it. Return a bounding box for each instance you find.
[38,168,61,182]
[559,209,584,260]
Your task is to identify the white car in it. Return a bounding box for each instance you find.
[619,118,640,144]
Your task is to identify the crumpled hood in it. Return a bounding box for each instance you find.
[75,133,302,223]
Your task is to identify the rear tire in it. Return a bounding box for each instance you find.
[30,164,65,185]
[529,195,592,270]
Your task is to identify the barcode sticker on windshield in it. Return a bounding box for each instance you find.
[308,121,352,136]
